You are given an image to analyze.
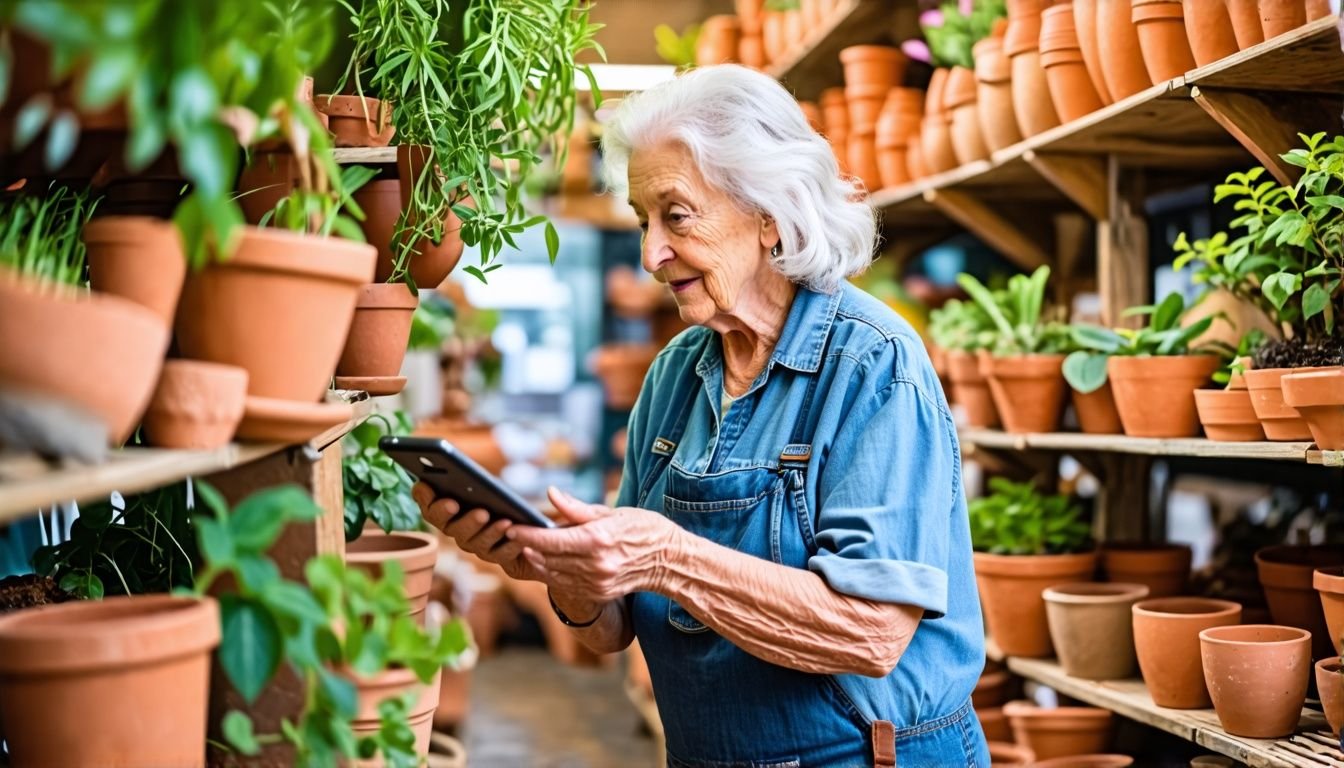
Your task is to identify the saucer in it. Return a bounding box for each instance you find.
[236,395,353,443]
[333,375,407,397]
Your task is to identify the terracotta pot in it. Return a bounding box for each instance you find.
[1200,624,1312,738]
[1245,366,1328,440]
[987,741,1036,766]
[801,0,823,29]
[983,354,1066,433]
[1071,384,1123,434]
[737,0,764,34]
[1315,567,1344,655]
[1194,388,1266,442]
[820,87,849,138]
[839,45,907,92]
[948,349,1000,427]
[846,131,882,192]
[176,227,376,403]
[1098,0,1154,99]
[944,67,989,164]
[1045,582,1150,680]
[1108,355,1219,437]
[1255,544,1344,660]
[351,667,441,765]
[395,145,469,289]
[1009,48,1062,138]
[846,90,886,132]
[0,595,219,767]
[1281,367,1344,449]
[876,146,910,189]
[1226,0,1267,48]
[1002,701,1113,761]
[978,706,1013,741]
[921,116,960,174]
[84,215,186,328]
[1100,543,1192,598]
[236,151,299,224]
[696,15,740,66]
[762,11,785,64]
[1132,597,1242,708]
[975,36,1024,152]
[739,34,766,68]
[799,100,824,133]
[1317,658,1344,735]
[143,360,248,450]
[974,550,1099,657]
[1306,0,1332,20]
[1073,0,1113,104]
[347,531,440,622]
[926,68,951,117]
[1258,0,1307,38]
[336,282,419,387]
[783,9,804,50]
[593,344,659,409]
[1040,5,1106,123]
[974,666,1014,709]
[876,87,923,146]
[316,94,394,148]
[1133,0,1198,83]
[906,134,928,180]
[1033,757,1134,768]
[1182,0,1241,65]
[0,272,168,445]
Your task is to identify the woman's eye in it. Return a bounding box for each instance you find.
[667,211,689,225]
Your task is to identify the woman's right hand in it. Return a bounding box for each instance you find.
[413,483,544,583]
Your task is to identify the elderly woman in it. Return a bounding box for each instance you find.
[416,64,987,767]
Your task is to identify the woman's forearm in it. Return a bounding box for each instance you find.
[551,591,635,655]
[654,527,922,677]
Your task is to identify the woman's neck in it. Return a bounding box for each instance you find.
[708,271,797,398]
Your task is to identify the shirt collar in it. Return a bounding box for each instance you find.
[694,285,842,383]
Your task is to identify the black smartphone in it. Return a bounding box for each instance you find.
[380,435,555,528]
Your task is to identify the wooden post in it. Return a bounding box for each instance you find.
[1095,454,1154,542]
[1097,155,1149,329]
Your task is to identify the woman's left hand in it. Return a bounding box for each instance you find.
[510,488,680,603]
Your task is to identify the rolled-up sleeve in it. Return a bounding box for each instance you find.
[807,373,959,619]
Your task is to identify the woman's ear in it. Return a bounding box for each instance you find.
[759,215,779,252]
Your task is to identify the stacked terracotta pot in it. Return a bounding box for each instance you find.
[820,86,850,174]
[1039,4,1104,123]
[1132,0,1197,83]
[737,0,765,68]
[944,65,990,165]
[920,68,960,175]
[874,87,924,189]
[839,45,907,192]
[1004,0,1060,139]
[697,15,740,66]
[974,25,1023,153]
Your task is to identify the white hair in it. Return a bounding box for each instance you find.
[601,64,878,293]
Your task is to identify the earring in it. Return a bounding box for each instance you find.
[770,242,781,258]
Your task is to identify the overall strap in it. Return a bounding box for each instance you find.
[647,365,701,460]
[778,344,826,470]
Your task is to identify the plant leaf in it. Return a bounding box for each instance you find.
[220,596,282,705]
[1062,351,1109,393]
[222,711,261,757]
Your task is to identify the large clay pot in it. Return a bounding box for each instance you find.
[395,145,469,289]
[236,151,300,224]
[1244,366,1329,440]
[1071,384,1123,434]
[0,272,168,445]
[1182,0,1240,66]
[1040,4,1105,122]
[1006,0,1062,137]
[1073,0,1113,104]
[1098,0,1154,99]
[973,550,1099,657]
[1101,543,1193,597]
[1258,0,1307,39]
[346,531,440,622]
[1108,355,1219,437]
[351,667,441,766]
[947,349,1000,428]
[1200,624,1312,738]
[1226,0,1267,48]
[846,130,882,192]
[1281,367,1344,449]
[1133,597,1242,708]
[1002,701,1113,761]
[988,741,1036,766]
[945,66,990,164]
[1194,388,1266,441]
[143,361,248,450]
[0,595,219,767]
[84,216,186,328]
[983,354,1067,433]
[839,45,907,93]
[1316,567,1344,655]
[1317,658,1344,735]
[1045,582,1150,679]
[1132,0,1198,83]
[336,282,419,389]
[176,227,376,403]
[975,36,1024,152]
[978,707,1013,742]
[316,94,394,147]
[1255,544,1344,660]
[696,15,740,66]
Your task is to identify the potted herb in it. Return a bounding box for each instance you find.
[1192,329,1268,441]
[968,478,1096,658]
[929,295,1001,427]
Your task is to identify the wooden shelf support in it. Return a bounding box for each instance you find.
[1099,156,1150,328]
[922,188,1051,271]
[1024,151,1110,221]
[1190,86,1342,187]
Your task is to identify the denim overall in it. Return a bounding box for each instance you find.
[625,287,987,768]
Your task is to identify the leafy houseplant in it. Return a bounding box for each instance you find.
[928,295,1001,428]
[343,411,421,541]
[919,0,1007,70]
[968,477,1091,556]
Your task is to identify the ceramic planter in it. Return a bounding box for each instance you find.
[335,283,419,395]
[783,9,804,51]
[1245,366,1332,440]
[983,354,1067,433]
[1226,0,1267,49]
[1255,544,1344,660]
[876,144,910,189]
[1258,0,1307,39]
[0,595,219,767]
[973,550,1099,657]
[351,667,442,766]
[1194,388,1266,442]
[921,70,960,174]
[762,11,784,64]
[947,349,1000,428]
[346,531,440,622]
[316,94,395,147]
[978,706,1013,742]
[1317,658,1344,735]
[1132,597,1242,708]
[1072,0,1113,104]
[1006,5,1062,137]
[974,36,1024,152]
[1132,0,1198,83]
[1034,757,1133,768]
[1315,567,1344,655]
[1181,0,1240,66]
[847,89,886,133]
[1108,355,1218,437]
[84,215,187,327]
[1281,367,1344,449]
[1040,4,1106,123]
[696,15,740,66]
[1002,701,1113,761]
[1045,582,1149,680]
[847,130,882,191]
[1097,0,1154,99]
[1101,543,1192,598]
[820,87,850,139]
[987,741,1036,766]
[143,360,248,450]
[1200,624,1312,738]
[1071,384,1124,434]
[594,344,659,410]
[945,66,990,164]
[839,45,907,93]
[395,145,469,289]
[737,0,764,34]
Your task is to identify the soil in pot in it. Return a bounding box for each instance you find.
[1200,624,1312,738]
[1108,355,1219,437]
[839,45,907,93]
[84,215,186,327]
[351,666,442,766]
[1181,0,1240,66]
[1258,0,1307,39]
[143,360,248,450]
[1040,4,1105,122]
[1071,384,1123,434]
[975,36,1024,152]
[1281,367,1344,449]
[974,550,1099,657]
[347,531,440,623]
[1194,388,1266,442]
[316,94,395,148]
[1315,567,1344,655]
[0,595,219,767]
[1132,0,1198,83]
[1002,701,1113,761]
[987,741,1035,767]
[1318,658,1344,735]
[1245,366,1334,440]
[1097,0,1154,99]
[336,283,420,391]
[1101,543,1192,598]
[1072,0,1113,104]
[1132,597,1242,708]
[948,349,1000,428]
[0,574,71,614]
[1255,544,1344,660]
[984,354,1066,433]
[1045,582,1150,680]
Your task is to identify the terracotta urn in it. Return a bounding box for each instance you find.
[1005,1,1062,137]
[84,215,186,327]
[1315,567,1344,655]
[973,550,1099,657]
[1181,0,1241,66]
[1280,367,1344,449]
[1200,624,1312,738]
[1101,543,1193,598]
[1071,383,1124,434]
[846,130,882,192]
[1132,597,1242,708]
[316,94,394,147]
[1194,388,1266,441]
[974,35,1024,152]
[1255,544,1344,660]
[143,360,248,450]
[1044,582,1150,679]
[1097,0,1154,99]
[921,69,960,174]
[1227,0,1267,49]
[1244,366,1332,440]
[346,531,441,623]
[1317,657,1344,736]
[947,348,1000,428]
[1258,0,1307,39]
[1002,701,1113,761]
[1039,4,1106,123]
[839,45,907,93]
[944,66,990,165]
[1072,0,1112,104]
[696,15,740,66]
[1132,0,1198,83]
[982,354,1067,433]
[1108,355,1219,437]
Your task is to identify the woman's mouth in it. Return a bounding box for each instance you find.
[669,277,700,293]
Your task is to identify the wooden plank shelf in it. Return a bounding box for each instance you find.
[1006,656,1341,768]
[332,146,397,165]
[767,0,898,102]
[959,428,1344,465]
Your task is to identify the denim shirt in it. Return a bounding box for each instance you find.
[616,282,985,738]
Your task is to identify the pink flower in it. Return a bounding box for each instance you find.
[901,39,931,63]
[919,8,944,28]
[960,0,974,16]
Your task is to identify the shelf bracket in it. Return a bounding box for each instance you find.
[922,188,1051,271]
[1190,85,1342,187]
[1024,151,1110,222]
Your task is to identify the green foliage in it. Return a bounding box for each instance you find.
[1062,292,1224,393]
[968,477,1091,555]
[408,297,456,351]
[343,411,422,540]
[1213,329,1268,387]
[922,0,1006,70]
[0,185,97,286]
[259,164,377,240]
[928,296,995,352]
[653,23,700,69]
[955,266,1072,355]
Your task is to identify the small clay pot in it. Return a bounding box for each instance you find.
[143,361,248,450]
[876,145,909,189]
[1040,4,1105,122]
[1226,0,1267,49]
[987,741,1036,766]
[906,134,928,180]
[974,666,1014,709]
[1007,13,1062,137]
[762,11,785,64]
[820,87,850,138]
[1281,366,1344,449]
[1108,355,1219,437]
[1002,701,1113,761]
[1182,0,1240,66]
[351,666,441,764]
[1098,0,1154,99]
[346,531,440,622]
[782,9,804,50]
[974,550,1099,658]
[1034,757,1134,768]
[84,215,187,328]
[948,349,1000,428]
[944,66,990,164]
[336,283,419,386]
[876,87,923,144]
[1255,544,1344,660]
[1315,567,1344,656]
[1133,597,1242,708]
[1132,0,1198,83]
[1045,582,1150,680]
[983,354,1067,433]
[1200,624,1312,738]
[846,130,881,192]
[921,70,960,174]
[839,45,907,92]
[394,145,469,288]
[1245,366,1332,440]
[978,706,1013,741]
[1101,543,1193,598]
[1317,658,1344,735]
[846,89,886,132]
[737,0,764,34]
[316,94,394,148]
[739,33,765,68]
[975,36,1024,152]
[696,15,740,66]
[1194,388,1266,442]
[1073,0,1113,104]
[1258,0,1307,39]
[1071,384,1124,434]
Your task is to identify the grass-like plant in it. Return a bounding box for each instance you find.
[956,265,1071,355]
[0,185,96,286]
[968,477,1091,555]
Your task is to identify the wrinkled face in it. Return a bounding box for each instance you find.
[627,141,777,327]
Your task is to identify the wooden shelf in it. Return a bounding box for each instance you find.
[959,428,1344,466]
[0,392,373,523]
[333,147,397,165]
[767,0,901,102]
[1007,656,1341,768]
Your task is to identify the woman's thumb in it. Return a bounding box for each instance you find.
[547,486,600,525]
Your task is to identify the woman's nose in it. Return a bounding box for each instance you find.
[641,224,674,274]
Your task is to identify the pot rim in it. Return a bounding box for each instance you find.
[82,215,180,242]
[839,44,906,64]
[1132,596,1241,619]
[1314,566,1344,591]
[1002,700,1113,721]
[1198,623,1312,647]
[346,530,440,570]
[1243,365,1336,388]
[356,281,420,310]
[222,226,377,286]
[973,549,1098,575]
[1317,657,1344,674]
[1255,543,1344,570]
[1281,367,1344,407]
[1044,582,1149,603]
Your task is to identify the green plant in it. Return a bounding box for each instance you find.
[343,411,422,540]
[407,297,455,351]
[0,184,96,285]
[956,266,1071,355]
[653,23,700,69]
[928,296,995,352]
[1062,292,1223,393]
[259,164,377,240]
[921,0,1006,70]
[968,477,1091,555]
[1213,328,1268,387]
